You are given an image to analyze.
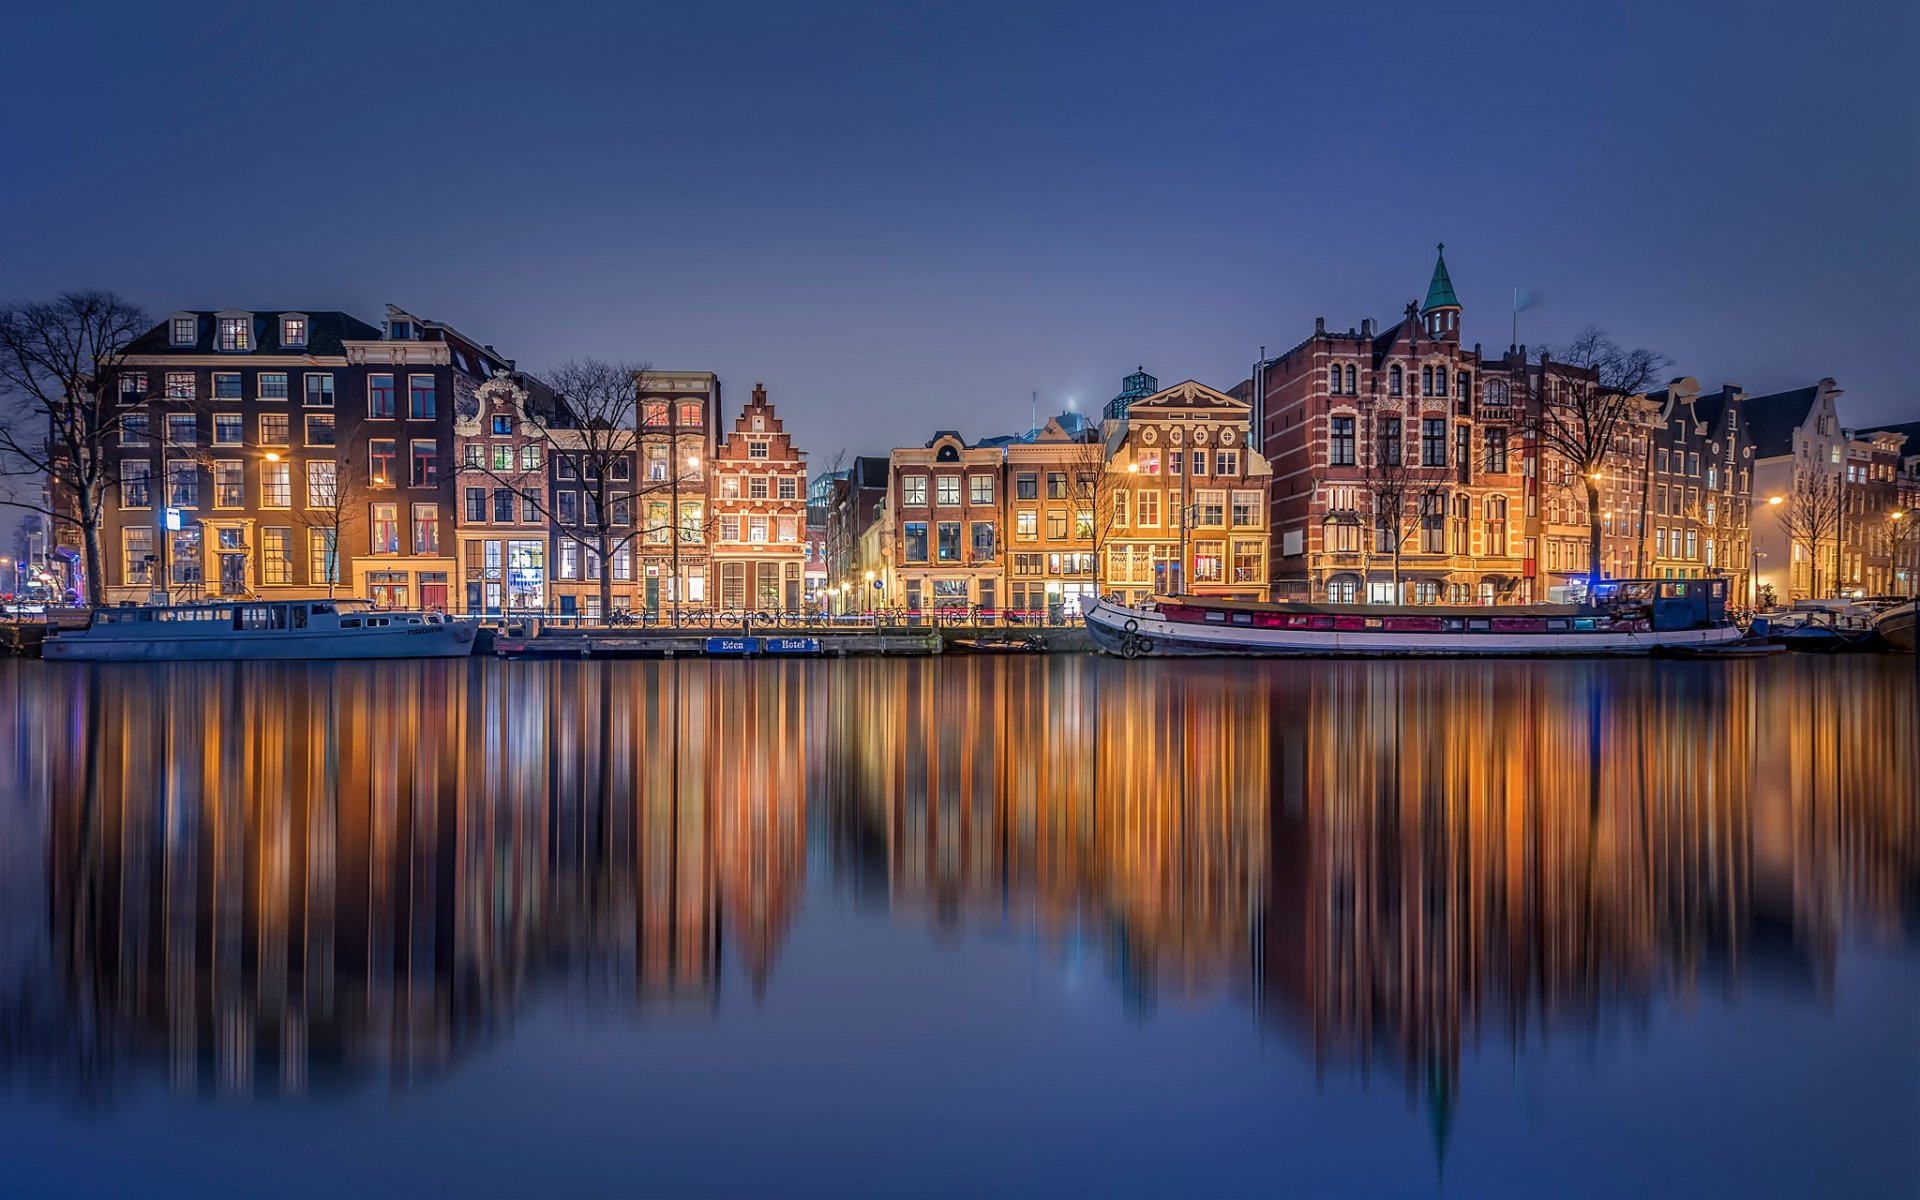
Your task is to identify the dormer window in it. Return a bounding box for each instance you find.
[217,315,252,351]
[389,320,415,340]
[282,315,308,347]
[170,315,197,346]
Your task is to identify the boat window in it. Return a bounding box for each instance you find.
[1547,619,1570,631]
[1204,612,1226,623]
[291,606,308,629]
[1364,618,1383,629]
[1443,618,1464,632]
[1231,613,1252,625]
[369,617,391,627]
[312,603,334,615]
[340,618,361,628]
[1575,618,1597,631]
[236,605,274,631]
[1309,615,1335,630]
[1469,618,1491,631]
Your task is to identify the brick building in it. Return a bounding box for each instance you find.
[97,306,491,609]
[1002,416,1101,619]
[1253,248,1534,603]
[885,432,1003,615]
[457,369,556,614]
[708,383,809,612]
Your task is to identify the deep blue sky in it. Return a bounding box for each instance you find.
[4,0,1915,463]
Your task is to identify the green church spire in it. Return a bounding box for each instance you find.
[1422,242,1460,312]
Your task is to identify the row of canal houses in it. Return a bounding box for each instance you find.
[92,304,809,616]
[823,247,1920,611]
[78,248,1920,615]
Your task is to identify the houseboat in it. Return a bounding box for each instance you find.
[1080,579,1741,658]
[43,600,478,662]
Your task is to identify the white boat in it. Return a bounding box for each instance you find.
[43,600,478,662]
[1080,578,1743,658]
[1872,600,1916,653]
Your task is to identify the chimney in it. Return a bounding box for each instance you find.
[1314,317,1325,335]
[1361,318,1374,339]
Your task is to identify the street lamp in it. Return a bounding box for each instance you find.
[1767,495,1783,506]
[865,569,875,616]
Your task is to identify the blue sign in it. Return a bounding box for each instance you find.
[705,637,760,655]
[764,637,821,655]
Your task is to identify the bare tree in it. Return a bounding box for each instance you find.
[1066,427,1120,599]
[1777,470,1846,599]
[1358,403,1433,601]
[289,449,364,600]
[1532,329,1671,594]
[462,358,648,620]
[1886,510,1917,599]
[0,292,152,606]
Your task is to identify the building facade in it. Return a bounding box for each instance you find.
[457,370,554,614]
[1102,380,1272,604]
[1002,417,1101,619]
[633,371,721,613]
[886,432,1003,615]
[708,384,809,612]
[1254,250,1533,603]
[97,307,489,609]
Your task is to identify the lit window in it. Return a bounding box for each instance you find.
[281,316,306,347]
[170,315,196,346]
[306,460,338,508]
[218,316,251,351]
[371,504,400,554]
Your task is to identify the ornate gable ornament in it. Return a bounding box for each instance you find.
[459,374,528,434]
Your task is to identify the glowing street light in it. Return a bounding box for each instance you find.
[1767,496,1784,506]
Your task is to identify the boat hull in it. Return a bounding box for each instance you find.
[44,622,478,662]
[1081,597,1742,658]
[1873,602,1916,653]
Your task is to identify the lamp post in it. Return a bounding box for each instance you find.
[864,569,875,617]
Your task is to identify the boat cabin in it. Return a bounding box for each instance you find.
[1591,579,1727,631]
[92,601,450,633]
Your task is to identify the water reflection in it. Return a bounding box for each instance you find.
[0,656,1913,1114]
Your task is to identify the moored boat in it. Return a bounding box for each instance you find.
[1081,578,1741,658]
[43,600,478,662]
[1872,600,1916,653]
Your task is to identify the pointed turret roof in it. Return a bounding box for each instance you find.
[1422,243,1460,312]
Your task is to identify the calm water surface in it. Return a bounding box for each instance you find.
[0,655,1915,1199]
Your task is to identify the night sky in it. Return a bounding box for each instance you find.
[4,0,1915,466]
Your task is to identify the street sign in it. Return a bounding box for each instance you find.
[164,508,183,531]
[763,636,821,655]
[705,636,759,655]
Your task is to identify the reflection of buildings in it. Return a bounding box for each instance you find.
[816,658,1274,1010]
[1255,659,1918,1115]
[7,656,1915,1113]
[30,659,810,1096]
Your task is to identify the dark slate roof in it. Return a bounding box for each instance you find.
[1370,317,1409,363]
[1855,419,1920,448]
[1742,386,1820,459]
[852,456,890,488]
[1692,385,1739,433]
[125,310,383,357]
[1421,245,1459,312]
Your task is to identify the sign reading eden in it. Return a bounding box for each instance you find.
[705,637,759,655]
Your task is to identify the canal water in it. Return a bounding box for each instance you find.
[0,656,1914,1198]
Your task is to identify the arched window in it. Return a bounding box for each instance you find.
[1345,364,1357,394]
[1485,497,1508,556]
[1435,366,1447,395]
[1422,367,1433,396]
[1484,379,1508,407]
[1390,366,1403,396]
[1328,364,1342,394]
